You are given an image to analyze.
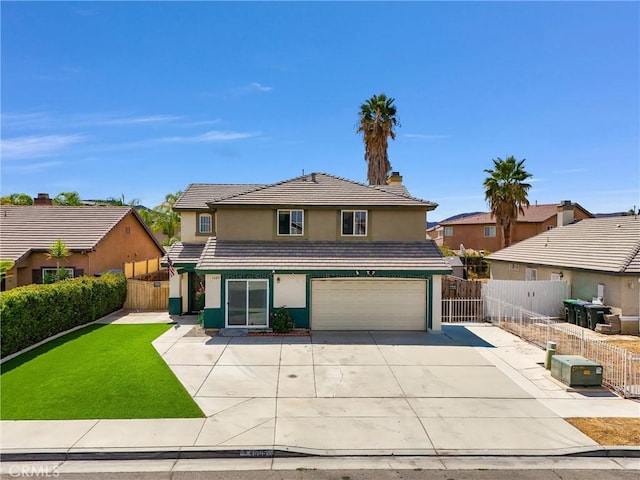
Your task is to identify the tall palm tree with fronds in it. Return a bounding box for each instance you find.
[356,93,399,185]
[483,156,533,248]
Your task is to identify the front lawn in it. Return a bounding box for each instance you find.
[0,324,204,419]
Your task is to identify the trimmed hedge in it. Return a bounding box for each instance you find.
[0,273,127,357]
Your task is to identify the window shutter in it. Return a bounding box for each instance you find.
[32,269,43,284]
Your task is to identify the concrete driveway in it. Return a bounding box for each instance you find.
[151,323,629,455]
[3,314,637,457]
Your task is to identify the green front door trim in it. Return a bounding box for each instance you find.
[191,269,448,331]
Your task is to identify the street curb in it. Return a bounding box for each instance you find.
[2,447,639,463]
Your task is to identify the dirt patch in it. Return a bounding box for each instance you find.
[604,340,640,354]
[566,417,640,446]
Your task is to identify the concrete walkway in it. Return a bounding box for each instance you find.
[1,313,638,458]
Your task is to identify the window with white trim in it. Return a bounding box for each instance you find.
[550,273,562,281]
[199,213,213,234]
[484,225,496,237]
[278,209,304,235]
[509,263,520,271]
[42,267,74,282]
[525,268,537,281]
[444,226,453,237]
[341,210,367,236]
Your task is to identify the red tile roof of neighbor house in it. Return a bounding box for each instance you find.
[440,203,592,225]
[0,206,164,263]
[173,173,436,210]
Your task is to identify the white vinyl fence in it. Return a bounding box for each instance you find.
[485,296,640,398]
[482,280,569,318]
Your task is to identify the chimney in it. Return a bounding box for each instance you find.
[33,193,53,206]
[557,200,574,227]
[387,171,403,185]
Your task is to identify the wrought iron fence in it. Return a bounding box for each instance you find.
[441,297,485,323]
[484,296,640,398]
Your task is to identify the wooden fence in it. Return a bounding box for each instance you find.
[124,279,169,311]
[442,275,483,299]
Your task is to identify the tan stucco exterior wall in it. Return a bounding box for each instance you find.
[211,207,428,241]
[7,213,164,289]
[490,260,640,317]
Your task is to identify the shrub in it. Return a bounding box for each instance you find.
[0,273,127,357]
[270,307,294,334]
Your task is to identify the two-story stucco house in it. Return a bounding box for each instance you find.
[165,172,451,331]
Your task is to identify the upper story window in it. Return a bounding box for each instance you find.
[444,226,453,237]
[199,213,213,234]
[484,225,496,237]
[342,210,367,236]
[278,209,304,235]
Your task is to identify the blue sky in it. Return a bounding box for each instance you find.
[2,1,638,221]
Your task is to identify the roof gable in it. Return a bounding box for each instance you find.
[173,183,264,210]
[205,172,436,208]
[487,216,640,273]
[0,206,163,262]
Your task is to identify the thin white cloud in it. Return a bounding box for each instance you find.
[402,133,451,140]
[2,160,67,173]
[99,114,183,126]
[161,130,260,143]
[249,82,273,92]
[529,178,545,183]
[1,112,51,128]
[1,134,85,160]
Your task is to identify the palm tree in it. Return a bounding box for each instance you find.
[356,93,399,185]
[45,239,71,282]
[483,156,533,248]
[151,191,182,245]
[53,191,82,206]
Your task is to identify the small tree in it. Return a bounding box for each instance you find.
[53,191,83,206]
[45,239,71,282]
[0,193,33,205]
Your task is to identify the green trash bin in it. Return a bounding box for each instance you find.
[584,304,612,330]
[573,300,590,328]
[562,299,578,324]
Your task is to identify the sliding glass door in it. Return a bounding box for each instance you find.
[226,279,268,327]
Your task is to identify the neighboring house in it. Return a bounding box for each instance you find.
[166,172,451,331]
[429,201,593,252]
[0,204,165,290]
[487,216,640,333]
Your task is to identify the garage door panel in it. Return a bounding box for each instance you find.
[311,279,426,330]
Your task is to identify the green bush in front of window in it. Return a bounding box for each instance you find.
[270,307,294,334]
[0,273,127,357]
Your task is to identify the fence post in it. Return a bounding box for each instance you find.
[448,297,452,323]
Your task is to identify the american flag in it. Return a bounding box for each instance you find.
[167,256,176,277]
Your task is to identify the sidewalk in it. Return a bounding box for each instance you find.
[1,315,638,459]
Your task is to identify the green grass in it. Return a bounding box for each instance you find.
[0,324,204,420]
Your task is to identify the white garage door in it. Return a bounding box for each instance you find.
[311,278,427,330]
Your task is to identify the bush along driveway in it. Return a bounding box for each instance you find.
[0,323,204,420]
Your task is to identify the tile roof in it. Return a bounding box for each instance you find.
[173,184,263,210]
[441,203,591,225]
[173,173,436,210]
[207,173,436,208]
[487,216,640,274]
[196,238,451,271]
[164,242,206,264]
[0,206,160,263]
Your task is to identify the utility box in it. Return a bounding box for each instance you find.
[550,355,603,387]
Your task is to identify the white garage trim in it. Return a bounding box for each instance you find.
[311,278,427,330]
